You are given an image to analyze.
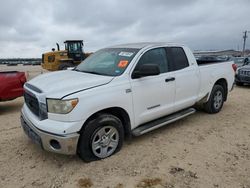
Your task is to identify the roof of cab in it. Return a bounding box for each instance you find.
[109,42,184,49]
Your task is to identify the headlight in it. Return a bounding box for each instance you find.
[47,98,78,114]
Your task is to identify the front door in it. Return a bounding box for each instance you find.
[130,47,176,127]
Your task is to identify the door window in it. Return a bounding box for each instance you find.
[133,48,168,74]
[168,47,189,71]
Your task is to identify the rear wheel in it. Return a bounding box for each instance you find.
[77,114,124,162]
[204,85,225,114]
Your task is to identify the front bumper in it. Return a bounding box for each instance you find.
[21,110,80,155]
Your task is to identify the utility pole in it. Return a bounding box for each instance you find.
[242,30,250,56]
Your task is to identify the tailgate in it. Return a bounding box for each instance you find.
[0,71,26,82]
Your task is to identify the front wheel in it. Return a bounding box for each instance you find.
[203,85,225,114]
[77,114,124,162]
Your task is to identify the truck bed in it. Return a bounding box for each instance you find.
[195,55,229,65]
[0,71,26,101]
[197,59,227,66]
[197,60,234,102]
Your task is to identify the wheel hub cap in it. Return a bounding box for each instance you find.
[213,90,223,109]
[100,135,109,146]
[91,126,119,158]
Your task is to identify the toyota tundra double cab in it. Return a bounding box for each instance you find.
[21,42,235,161]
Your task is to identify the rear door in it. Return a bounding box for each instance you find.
[130,47,176,127]
[166,47,199,111]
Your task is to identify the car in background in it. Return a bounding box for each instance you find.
[7,62,18,66]
[32,61,41,66]
[23,61,32,66]
[235,61,250,86]
[1,61,7,65]
[0,71,26,101]
[230,57,249,68]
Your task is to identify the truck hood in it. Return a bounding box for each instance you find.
[27,70,114,98]
[238,65,250,71]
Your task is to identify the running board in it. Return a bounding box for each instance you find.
[132,108,196,136]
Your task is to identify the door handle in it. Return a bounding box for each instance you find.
[165,77,175,82]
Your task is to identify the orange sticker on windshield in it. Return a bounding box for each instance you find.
[118,60,129,68]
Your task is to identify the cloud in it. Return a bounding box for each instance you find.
[0,0,249,57]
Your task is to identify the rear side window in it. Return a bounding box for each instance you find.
[134,48,168,74]
[169,47,189,71]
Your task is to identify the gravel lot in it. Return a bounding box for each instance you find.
[0,65,250,188]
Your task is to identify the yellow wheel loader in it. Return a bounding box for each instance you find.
[41,40,91,71]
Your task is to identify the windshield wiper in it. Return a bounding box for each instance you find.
[82,70,103,75]
[74,69,109,76]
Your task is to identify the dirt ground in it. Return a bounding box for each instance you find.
[0,65,250,188]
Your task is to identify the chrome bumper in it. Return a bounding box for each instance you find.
[20,111,80,155]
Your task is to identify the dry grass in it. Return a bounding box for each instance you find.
[136,178,162,188]
[78,178,93,188]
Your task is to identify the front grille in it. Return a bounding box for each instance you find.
[239,70,250,76]
[242,76,250,82]
[24,92,40,117]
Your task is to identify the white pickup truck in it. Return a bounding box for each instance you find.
[21,42,235,161]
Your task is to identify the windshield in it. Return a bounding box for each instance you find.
[75,48,139,76]
[233,57,249,66]
[66,42,82,52]
[235,58,244,63]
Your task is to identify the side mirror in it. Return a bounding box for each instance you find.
[132,64,160,79]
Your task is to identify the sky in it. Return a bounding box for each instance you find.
[0,0,249,58]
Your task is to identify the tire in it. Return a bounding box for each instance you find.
[203,85,225,114]
[235,81,244,86]
[58,62,74,70]
[77,114,124,162]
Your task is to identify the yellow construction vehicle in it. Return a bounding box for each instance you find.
[41,40,91,71]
